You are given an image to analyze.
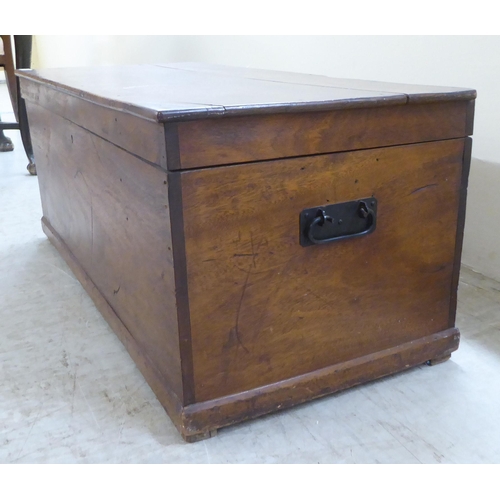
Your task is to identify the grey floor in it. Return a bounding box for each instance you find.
[1,83,500,464]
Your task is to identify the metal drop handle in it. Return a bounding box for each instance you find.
[300,198,377,247]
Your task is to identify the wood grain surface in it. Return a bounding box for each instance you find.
[181,139,465,402]
[175,101,470,169]
[160,62,477,103]
[20,78,167,169]
[17,63,475,123]
[181,328,460,437]
[449,137,473,327]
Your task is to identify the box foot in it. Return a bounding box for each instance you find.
[426,354,451,366]
[183,429,218,443]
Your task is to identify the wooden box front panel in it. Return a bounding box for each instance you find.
[181,139,466,403]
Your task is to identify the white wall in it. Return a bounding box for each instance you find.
[33,35,500,280]
[33,36,183,68]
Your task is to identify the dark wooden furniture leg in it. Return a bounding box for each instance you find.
[14,35,36,175]
[0,35,35,173]
[0,118,14,152]
[0,35,16,153]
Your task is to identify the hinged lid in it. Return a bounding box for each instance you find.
[17,62,476,123]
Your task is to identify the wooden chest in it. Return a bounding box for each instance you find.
[18,63,476,441]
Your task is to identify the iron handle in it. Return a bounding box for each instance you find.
[307,210,336,245]
[300,198,377,247]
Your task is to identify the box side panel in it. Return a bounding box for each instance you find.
[27,101,184,400]
[449,137,473,327]
[182,139,465,402]
[176,101,470,170]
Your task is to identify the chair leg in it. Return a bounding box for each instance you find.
[0,122,14,152]
[0,35,18,121]
[13,35,36,175]
[16,92,36,174]
[0,37,16,153]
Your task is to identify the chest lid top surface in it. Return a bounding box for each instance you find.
[18,62,476,123]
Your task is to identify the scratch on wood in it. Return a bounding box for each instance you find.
[226,233,272,356]
[231,266,252,354]
[410,183,438,195]
[306,287,350,310]
[250,231,257,268]
[233,264,267,276]
[431,264,447,273]
[224,266,251,354]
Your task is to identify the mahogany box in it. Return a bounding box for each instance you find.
[18,63,476,441]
